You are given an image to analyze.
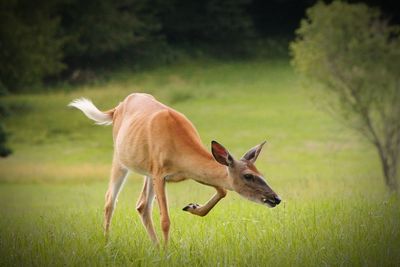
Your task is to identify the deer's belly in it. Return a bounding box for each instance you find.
[165,173,188,182]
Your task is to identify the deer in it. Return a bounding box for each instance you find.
[68,93,281,246]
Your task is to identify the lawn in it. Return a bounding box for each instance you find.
[0,58,399,266]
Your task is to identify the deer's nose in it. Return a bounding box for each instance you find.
[273,195,281,205]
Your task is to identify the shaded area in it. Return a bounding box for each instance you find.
[1,0,399,92]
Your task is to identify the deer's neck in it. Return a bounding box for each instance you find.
[188,152,233,190]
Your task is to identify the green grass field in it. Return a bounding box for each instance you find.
[0,58,399,266]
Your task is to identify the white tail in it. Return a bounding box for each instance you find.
[68,98,113,125]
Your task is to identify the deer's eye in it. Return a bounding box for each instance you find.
[243,174,254,181]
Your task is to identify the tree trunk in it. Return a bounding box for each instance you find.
[388,165,398,192]
[380,154,398,192]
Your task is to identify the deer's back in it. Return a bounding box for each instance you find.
[112,93,210,176]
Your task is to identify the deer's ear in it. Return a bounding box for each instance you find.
[211,141,234,167]
[241,141,266,163]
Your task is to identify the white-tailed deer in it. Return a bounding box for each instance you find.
[69,93,281,245]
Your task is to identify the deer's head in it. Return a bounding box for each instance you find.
[211,141,281,208]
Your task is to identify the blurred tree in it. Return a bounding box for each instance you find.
[156,0,254,43]
[0,0,65,92]
[291,1,400,192]
[0,123,11,157]
[59,0,162,68]
[0,97,11,157]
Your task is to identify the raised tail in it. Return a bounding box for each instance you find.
[68,98,114,125]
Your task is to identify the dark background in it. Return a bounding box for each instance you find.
[251,0,399,37]
[0,0,399,93]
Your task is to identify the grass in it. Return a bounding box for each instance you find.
[0,58,399,266]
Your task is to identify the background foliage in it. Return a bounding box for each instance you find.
[0,0,65,91]
[0,0,259,92]
[1,0,399,92]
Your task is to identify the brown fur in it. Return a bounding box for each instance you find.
[95,93,280,246]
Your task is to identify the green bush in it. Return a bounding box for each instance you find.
[291,1,400,191]
[0,123,11,157]
[0,101,11,157]
[0,0,162,91]
[0,0,260,91]
[0,0,65,92]
[60,0,162,67]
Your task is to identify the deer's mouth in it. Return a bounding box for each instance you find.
[262,198,277,207]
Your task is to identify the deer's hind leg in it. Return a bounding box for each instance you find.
[104,160,128,236]
[136,176,158,244]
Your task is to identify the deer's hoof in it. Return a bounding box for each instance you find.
[182,203,200,211]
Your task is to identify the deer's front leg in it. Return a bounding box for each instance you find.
[153,177,170,246]
[183,187,227,217]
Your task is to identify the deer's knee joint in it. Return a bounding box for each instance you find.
[218,189,227,198]
[161,219,170,232]
[136,202,145,214]
[104,203,113,213]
